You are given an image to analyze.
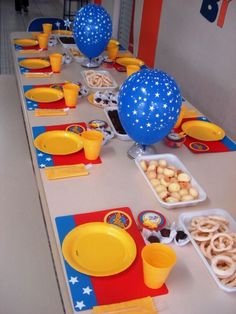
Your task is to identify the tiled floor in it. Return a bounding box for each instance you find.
[0,0,63,74]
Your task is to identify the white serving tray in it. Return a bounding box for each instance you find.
[82,70,118,91]
[179,208,236,292]
[58,36,76,49]
[135,154,207,209]
[104,107,131,141]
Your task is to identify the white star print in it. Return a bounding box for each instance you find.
[163,104,168,108]
[69,276,78,285]
[133,110,137,115]
[45,157,52,161]
[38,153,44,157]
[75,301,85,310]
[40,164,46,168]
[149,105,154,111]
[55,21,61,29]
[83,286,93,295]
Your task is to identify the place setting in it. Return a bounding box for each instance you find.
[174,115,236,153]
[55,207,171,312]
[32,122,106,180]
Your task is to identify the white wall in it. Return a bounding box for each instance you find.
[155,0,236,140]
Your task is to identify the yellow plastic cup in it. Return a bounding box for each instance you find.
[63,83,80,107]
[107,43,119,60]
[174,104,187,128]
[126,64,140,77]
[37,33,49,50]
[49,53,63,73]
[81,130,104,160]
[141,243,177,289]
[42,23,52,35]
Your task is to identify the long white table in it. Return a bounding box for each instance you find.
[11,32,236,314]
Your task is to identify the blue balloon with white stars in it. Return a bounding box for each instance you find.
[73,4,112,59]
[118,69,182,145]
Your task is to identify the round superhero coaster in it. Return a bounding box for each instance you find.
[104,210,132,230]
[138,210,166,232]
[66,124,85,135]
[189,142,209,152]
[88,119,108,129]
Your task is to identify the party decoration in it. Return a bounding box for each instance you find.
[55,21,61,30]
[73,4,112,59]
[118,69,182,145]
[64,18,72,30]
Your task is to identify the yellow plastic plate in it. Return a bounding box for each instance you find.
[181,121,225,141]
[25,87,64,103]
[115,57,144,67]
[19,58,50,69]
[62,222,137,276]
[34,130,84,155]
[14,38,38,47]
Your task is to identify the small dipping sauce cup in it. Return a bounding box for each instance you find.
[141,243,177,289]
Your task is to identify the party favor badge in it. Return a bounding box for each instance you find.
[189,142,209,152]
[104,210,132,230]
[66,124,85,135]
[138,210,166,232]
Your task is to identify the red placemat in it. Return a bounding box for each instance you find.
[55,207,168,312]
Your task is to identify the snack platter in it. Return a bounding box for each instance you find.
[82,70,118,90]
[179,208,236,292]
[135,154,207,209]
[104,107,131,140]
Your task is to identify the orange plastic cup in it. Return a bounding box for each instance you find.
[42,23,52,35]
[127,65,140,77]
[107,43,119,60]
[63,83,80,107]
[49,53,63,73]
[37,33,49,50]
[141,243,177,289]
[81,130,104,160]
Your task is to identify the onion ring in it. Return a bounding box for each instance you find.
[191,230,213,242]
[197,219,219,233]
[211,255,236,278]
[221,272,236,287]
[210,233,233,252]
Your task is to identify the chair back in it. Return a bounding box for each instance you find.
[27,17,66,32]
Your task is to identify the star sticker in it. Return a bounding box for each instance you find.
[83,286,93,295]
[55,21,61,29]
[69,276,78,285]
[64,18,72,29]
[75,301,85,310]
